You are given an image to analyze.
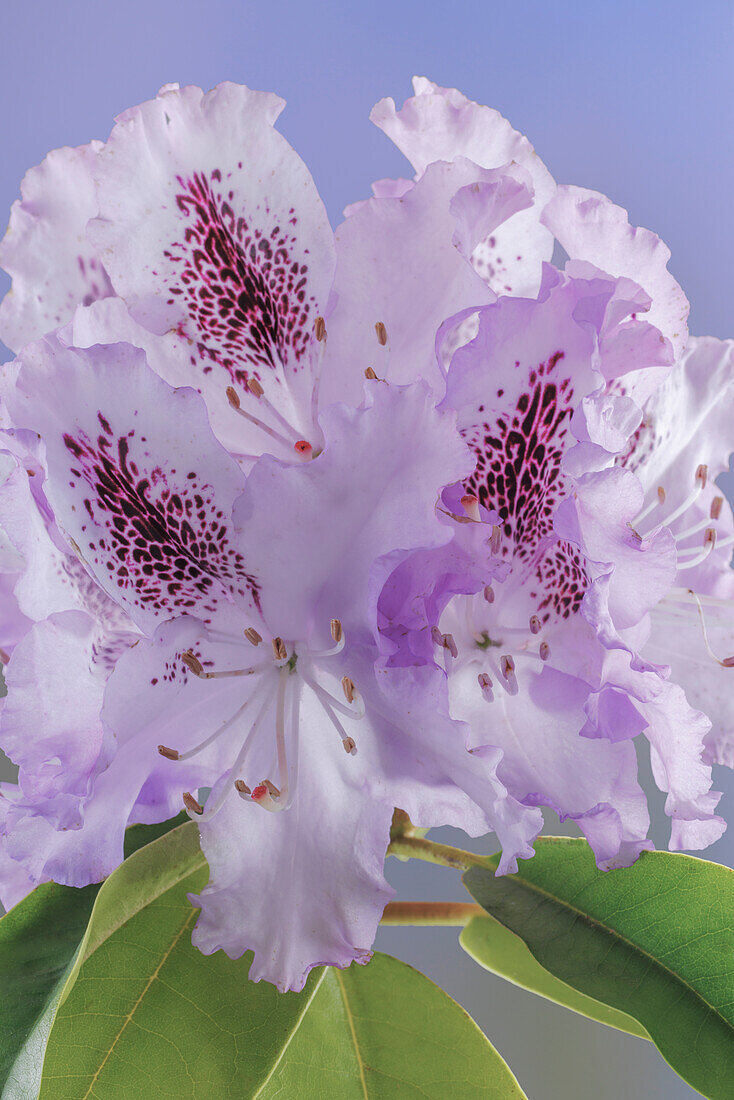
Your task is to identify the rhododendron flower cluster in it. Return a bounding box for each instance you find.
[0,77,731,993]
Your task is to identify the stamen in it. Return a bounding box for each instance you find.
[226,389,297,452]
[638,465,709,537]
[234,779,251,796]
[477,672,494,702]
[272,636,288,661]
[342,736,357,754]
[310,684,357,749]
[182,649,263,680]
[529,615,541,635]
[674,516,716,543]
[272,670,289,806]
[310,619,346,658]
[302,669,365,720]
[181,650,203,676]
[500,654,515,679]
[310,319,327,430]
[431,625,444,646]
[158,745,180,760]
[634,489,663,526]
[375,321,388,346]
[244,627,262,646]
[183,792,203,815]
[686,588,734,666]
[177,683,266,762]
[490,526,502,554]
[342,675,356,703]
[678,528,717,569]
[711,496,724,520]
[194,683,276,821]
[499,653,518,695]
[539,641,551,661]
[483,585,495,604]
[247,378,265,398]
[443,633,458,659]
[365,367,379,380]
[263,779,281,797]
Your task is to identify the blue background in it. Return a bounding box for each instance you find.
[2,2,733,1095]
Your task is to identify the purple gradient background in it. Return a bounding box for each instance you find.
[1,2,733,1095]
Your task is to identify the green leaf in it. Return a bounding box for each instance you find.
[461,913,649,1039]
[0,813,186,1099]
[259,955,527,1098]
[28,822,525,1099]
[464,836,734,1100]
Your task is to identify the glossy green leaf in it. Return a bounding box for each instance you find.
[461,913,649,1040]
[464,837,734,1100]
[28,822,525,1098]
[0,814,186,1099]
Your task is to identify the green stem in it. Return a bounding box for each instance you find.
[387,834,486,871]
[380,901,483,926]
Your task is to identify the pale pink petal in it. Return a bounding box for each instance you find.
[0,144,112,352]
[542,185,689,359]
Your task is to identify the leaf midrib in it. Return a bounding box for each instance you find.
[77,908,197,1099]
[334,970,370,1099]
[473,859,733,1036]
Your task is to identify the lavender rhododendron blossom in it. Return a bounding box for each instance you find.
[0,76,732,993]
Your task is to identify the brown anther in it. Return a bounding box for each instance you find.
[490,526,502,554]
[657,486,666,504]
[529,615,541,635]
[272,636,288,660]
[234,779,251,795]
[330,618,343,643]
[704,527,717,547]
[477,672,492,690]
[0,647,10,665]
[443,633,458,659]
[696,463,708,488]
[244,627,262,646]
[314,315,327,342]
[247,377,265,398]
[722,656,734,667]
[711,496,724,520]
[225,385,241,409]
[365,366,378,380]
[375,321,388,346]
[500,654,515,679]
[539,641,551,661]
[27,468,36,477]
[342,736,357,754]
[158,745,180,761]
[183,791,203,815]
[483,584,495,604]
[342,675,356,703]
[182,650,204,676]
[263,779,280,798]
